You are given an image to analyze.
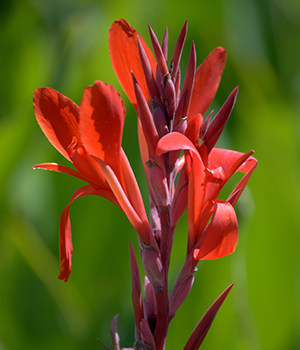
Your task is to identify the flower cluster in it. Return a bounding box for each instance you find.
[33,19,257,350]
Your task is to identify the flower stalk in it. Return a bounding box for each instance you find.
[33,18,257,350]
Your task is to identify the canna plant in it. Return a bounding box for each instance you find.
[33,19,257,350]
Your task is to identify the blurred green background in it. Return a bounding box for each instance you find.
[0,0,299,349]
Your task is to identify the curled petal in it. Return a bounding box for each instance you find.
[58,185,116,282]
[157,132,201,161]
[109,19,156,107]
[33,87,80,161]
[33,162,88,182]
[208,148,255,181]
[79,81,125,178]
[193,201,238,260]
[188,47,227,120]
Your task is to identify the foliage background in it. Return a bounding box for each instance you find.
[0,0,299,349]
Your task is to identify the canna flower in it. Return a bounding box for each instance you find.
[108,18,257,262]
[33,81,152,281]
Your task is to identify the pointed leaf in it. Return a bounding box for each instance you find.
[204,87,238,153]
[183,283,233,350]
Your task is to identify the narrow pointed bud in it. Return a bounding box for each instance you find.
[227,161,257,206]
[175,42,196,122]
[140,319,156,349]
[137,37,161,101]
[204,87,239,153]
[149,99,169,137]
[174,70,181,106]
[143,276,157,333]
[148,24,169,77]
[132,72,159,156]
[170,275,194,319]
[110,314,121,350]
[148,160,170,208]
[171,167,188,227]
[183,284,234,350]
[141,246,164,289]
[164,75,176,118]
[162,27,168,60]
[155,66,164,99]
[199,110,214,141]
[129,241,144,330]
[171,20,188,80]
[149,196,162,243]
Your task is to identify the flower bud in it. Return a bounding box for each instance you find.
[148,162,169,208]
[141,247,164,289]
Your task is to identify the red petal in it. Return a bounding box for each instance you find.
[208,148,255,181]
[33,87,80,161]
[98,159,150,245]
[157,132,201,159]
[183,283,233,350]
[188,47,226,120]
[109,19,157,107]
[120,149,149,226]
[193,201,238,260]
[185,113,203,146]
[79,81,125,178]
[33,162,88,182]
[58,185,102,282]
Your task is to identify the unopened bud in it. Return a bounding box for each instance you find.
[149,99,169,137]
[141,247,164,289]
[170,275,194,318]
[148,162,169,208]
[164,75,176,118]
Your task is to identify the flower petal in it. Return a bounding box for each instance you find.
[193,201,238,260]
[208,148,255,181]
[157,132,201,159]
[33,87,80,161]
[188,47,226,120]
[79,81,125,178]
[33,162,88,182]
[109,19,157,107]
[58,185,117,282]
[98,159,151,245]
[120,149,149,226]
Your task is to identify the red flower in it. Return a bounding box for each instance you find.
[108,19,227,170]
[33,81,151,281]
[157,111,257,261]
[108,18,257,261]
